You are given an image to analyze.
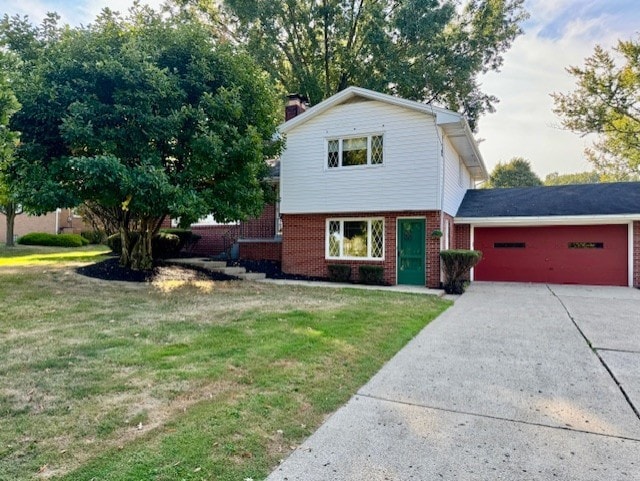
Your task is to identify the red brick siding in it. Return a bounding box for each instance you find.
[239,240,282,261]
[282,211,443,287]
[453,224,471,250]
[241,204,277,238]
[634,221,640,288]
[425,212,442,288]
[173,204,278,256]
[190,225,231,255]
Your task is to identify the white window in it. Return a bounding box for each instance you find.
[327,135,383,169]
[326,218,384,260]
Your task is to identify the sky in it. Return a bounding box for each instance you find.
[2,0,639,178]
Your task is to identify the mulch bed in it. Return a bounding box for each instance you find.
[76,256,328,283]
[76,257,235,283]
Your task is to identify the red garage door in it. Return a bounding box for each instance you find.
[474,225,628,286]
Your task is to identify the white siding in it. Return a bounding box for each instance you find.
[281,100,441,214]
[442,132,472,216]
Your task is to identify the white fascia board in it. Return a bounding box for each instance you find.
[454,214,640,226]
[280,86,450,133]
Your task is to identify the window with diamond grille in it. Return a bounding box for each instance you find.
[328,220,341,257]
[326,218,384,259]
[370,220,384,257]
[370,136,383,164]
[327,139,339,168]
[326,134,383,168]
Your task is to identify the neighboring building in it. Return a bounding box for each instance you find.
[278,86,486,287]
[0,208,86,244]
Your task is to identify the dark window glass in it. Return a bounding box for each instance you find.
[342,137,367,166]
[494,242,526,248]
[568,242,604,249]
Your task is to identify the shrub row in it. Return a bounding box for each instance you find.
[327,264,385,285]
[106,229,200,259]
[17,232,90,247]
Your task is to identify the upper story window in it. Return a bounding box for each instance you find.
[327,135,383,169]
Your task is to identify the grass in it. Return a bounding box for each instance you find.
[0,244,111,265]
[0,252,451,481]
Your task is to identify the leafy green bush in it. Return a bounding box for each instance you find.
[153,232,181,258]
[81,230,107,244]
[439,249,482,294]
[106,232,181,259]
[18,232,89,247]
[327,264,352,282]
[159,228,201,252]
[359,265,385,285]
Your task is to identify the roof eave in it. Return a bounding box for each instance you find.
[438,118,488,181]
[454,214,640,226]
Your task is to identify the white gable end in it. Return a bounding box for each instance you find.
[280,99,441,214]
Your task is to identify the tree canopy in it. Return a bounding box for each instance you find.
[552,38,640,181]
[487,157,542,188]
[544,171,601,186]
[220,0,528,130]
[1,6,282,268]
[0,55,21,246]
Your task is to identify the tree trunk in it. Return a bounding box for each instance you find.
[129,219,154,271]
[119,227,132,268]
[5,208,16,247]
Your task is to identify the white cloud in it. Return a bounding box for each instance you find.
[476,0,638,177]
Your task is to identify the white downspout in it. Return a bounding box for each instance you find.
[55,208,61,234]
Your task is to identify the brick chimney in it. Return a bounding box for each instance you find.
[285,93,309,121]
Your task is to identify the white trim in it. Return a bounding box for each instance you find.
[455,214,640,226]
[325,133,385,170]
[470,225,475,281]
[325,217,385,261]
[629,222,634,288]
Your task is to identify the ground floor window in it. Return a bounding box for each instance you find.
[326,218,384,259]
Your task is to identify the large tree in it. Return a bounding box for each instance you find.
[553,38,640,181]
[1,6,282,269]
[220,0,528,130]
[487,157,542,188]
[0,55,21,247]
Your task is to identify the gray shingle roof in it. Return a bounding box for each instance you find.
[456,182,640,218]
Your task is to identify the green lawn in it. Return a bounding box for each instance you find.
[0,251,450,480]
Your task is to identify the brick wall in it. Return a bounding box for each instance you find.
[175,203,278,257]
[282,211,442,287]
[453,224,471,250]
[634,221,640,288]
[238,239,282,261]
[1,209,86,244]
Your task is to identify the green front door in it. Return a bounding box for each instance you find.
[397,219,426,285]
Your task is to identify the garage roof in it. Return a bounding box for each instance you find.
[456,182,640,218]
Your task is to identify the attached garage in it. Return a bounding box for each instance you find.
[455,182,640,288]
[474,225,628,286]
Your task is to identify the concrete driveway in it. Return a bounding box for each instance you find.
[267,283,640,480]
